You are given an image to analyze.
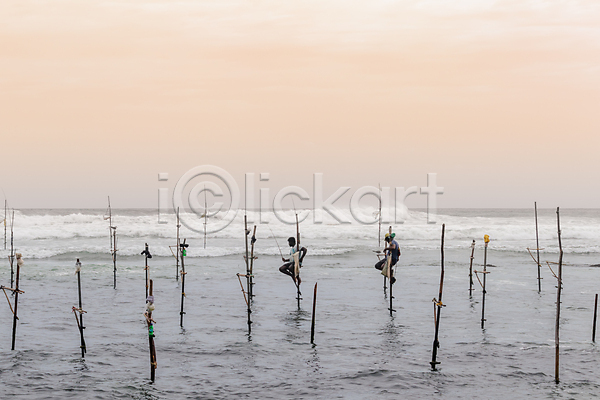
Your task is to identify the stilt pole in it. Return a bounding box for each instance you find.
[244,215,250,300]
[535,202,542,292]
[249,226,257,299]
[555,207,563,384]
[179,239,188,327]
[75,259,86,357]
[145,279,157,382]
[387,226,394,315]
[107,197,117,289]
[311,282,318,344]
[592,293,598,343]
[296,213,301,308]
[142,243,152,299]
[469,240,475,296]
[11,253,23,350]
[481,235,489,329]
[430,224,446,369]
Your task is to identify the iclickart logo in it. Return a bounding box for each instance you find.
[157,165,443,233]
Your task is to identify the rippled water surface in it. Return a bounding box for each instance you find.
[1,209,599,398]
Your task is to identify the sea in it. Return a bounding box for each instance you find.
[0,208,599,399]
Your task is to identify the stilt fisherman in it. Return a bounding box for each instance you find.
[279,237,307,287]
[375,232,400,284]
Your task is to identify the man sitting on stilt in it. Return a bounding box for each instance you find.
[279,237,307,288]
[375,233,401,284]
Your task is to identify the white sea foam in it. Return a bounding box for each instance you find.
[0,208,598,259]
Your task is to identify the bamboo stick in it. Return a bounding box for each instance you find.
[555,207,563,384]
[180,239,188,327]
[75,259,86,357]
[535,202,542,292]
[430,224,445,369]
[11,253,23,350]
[145,279,157,382]
[469,240,475,296]
[311,282,318,344]
[481,235,489,329]
[593,294,598,343]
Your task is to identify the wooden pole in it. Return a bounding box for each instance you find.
[430,223,445,370]
[176,207,180,281]
[388,255,394,316]
[296,213,301,308]
[246,275,252,333]
[310,282,318,344]
[146,279,157,382]
[75,259,86,357]
[592,293,598,343]
[9,211,14,289]
[481,235,489,329]
[142,243,152,299]
[249,226,257,299]
[555,207,563,384]
[387,226,393,300]
[244,215,250,300]
[535,202,542,292]
[469,240,475,296]
[180,239,188,327]
[11,253,22,350]
[107,197,117,289]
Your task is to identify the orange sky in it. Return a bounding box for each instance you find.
[0,1,599,208]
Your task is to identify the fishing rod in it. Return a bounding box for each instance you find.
[267,225,284,259]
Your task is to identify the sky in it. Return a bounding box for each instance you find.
[0,0,599,209]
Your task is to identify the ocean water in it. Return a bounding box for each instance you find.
[0,208,599,399]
